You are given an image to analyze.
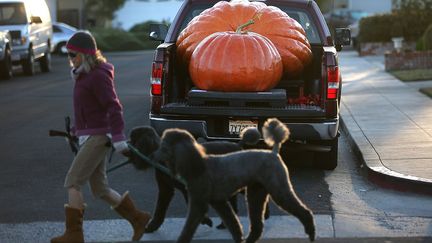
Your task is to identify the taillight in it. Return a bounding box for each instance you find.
[327,66,340,100]
[151,62,163,96]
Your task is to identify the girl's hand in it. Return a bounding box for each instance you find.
[113,140,129,157]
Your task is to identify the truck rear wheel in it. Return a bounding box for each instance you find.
[39,48,51,72]
[0,47,12,79]
[315,137,338,170]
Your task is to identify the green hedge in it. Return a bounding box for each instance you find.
[358,9,432,43]
[89,27,159,52]
[358,14,395,43]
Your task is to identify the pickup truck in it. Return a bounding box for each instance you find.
[148,0,350,170]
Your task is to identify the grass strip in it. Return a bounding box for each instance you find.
[420,87,432,98]
[389,69,432,82]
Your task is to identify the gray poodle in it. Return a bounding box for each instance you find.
[153,118,316,243]
[128,125,264,232]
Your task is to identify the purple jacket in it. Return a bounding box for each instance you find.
[73,62,126,142]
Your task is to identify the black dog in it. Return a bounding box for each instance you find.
[129,125,262,232]
[153,118,316,243]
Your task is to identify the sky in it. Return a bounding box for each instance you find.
[113,0,184,30]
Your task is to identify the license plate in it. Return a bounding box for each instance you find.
[228,120,258,135]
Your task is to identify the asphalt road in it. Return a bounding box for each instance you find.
[0,51,332,223]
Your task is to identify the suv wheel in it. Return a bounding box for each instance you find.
[315,137,338,170]
[0,47,12,80]
[22,48,35,76]
[40,48,51,72]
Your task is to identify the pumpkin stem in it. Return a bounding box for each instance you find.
[235,12,263,33]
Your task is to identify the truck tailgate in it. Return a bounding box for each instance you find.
[160,89,324,118]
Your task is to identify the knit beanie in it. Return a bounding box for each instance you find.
[66,31,97,55]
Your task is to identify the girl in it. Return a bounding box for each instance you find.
[51,31,151,243]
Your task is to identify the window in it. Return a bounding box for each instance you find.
[0,3,27,25]
[53,25,62,33]
[281,7,321,44]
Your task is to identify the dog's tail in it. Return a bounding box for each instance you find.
[239,127,261,147]
[262,118,290,154]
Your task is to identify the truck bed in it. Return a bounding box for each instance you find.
[162,45,325,118]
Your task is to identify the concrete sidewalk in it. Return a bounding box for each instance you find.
[339,51,432,195]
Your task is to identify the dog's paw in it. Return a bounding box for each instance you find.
[201,217,213,227]
[144,220,161,233]
[306,226,316,242]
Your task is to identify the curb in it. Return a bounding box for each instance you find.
[340,104,432,196]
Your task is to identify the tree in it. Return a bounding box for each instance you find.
[391,0,432,41]
[393,0,432,11]
[314,0,334,13]
[85,0,128,28]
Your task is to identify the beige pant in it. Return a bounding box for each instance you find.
[64,135,111,198]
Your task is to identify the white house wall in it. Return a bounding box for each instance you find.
[45,0,57,21]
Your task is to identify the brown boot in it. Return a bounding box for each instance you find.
[51,205,84,243]
[114,192,151,241]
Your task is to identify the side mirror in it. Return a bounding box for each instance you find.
[334,28,351,51]
[30,16,42,24]
[149,23,168,42]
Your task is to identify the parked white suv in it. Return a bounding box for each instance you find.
[0,0,52,75]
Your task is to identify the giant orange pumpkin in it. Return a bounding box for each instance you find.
[189,30,283,92]
[177,0,312,78]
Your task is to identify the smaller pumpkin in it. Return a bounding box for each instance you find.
[189,25,283,92]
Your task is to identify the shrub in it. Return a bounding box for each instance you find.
[130,21,156,33]
[88,20,171,51]
[130,20,171,50]
[358,14,396,43]
[416,23,432,51]
[423,24,432,50]
[133,32,159,49]
[90,30,112,51]
[359,1,432,44]
[416,37,425,51]
[90,28,147,51]
[129,20,170,33]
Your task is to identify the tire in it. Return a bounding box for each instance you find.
[39,48,51,73]
[22,48,35,76]
[56,42,67,55]
[0,47,12,80]
[314,137,338,170]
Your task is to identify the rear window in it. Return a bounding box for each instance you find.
[280,7,321,44]
[177,3,321,44]
[0,3,27,25]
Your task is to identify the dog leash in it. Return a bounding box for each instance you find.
[50,118,186,185]
[126,144,187,185]
[106,159,131,173]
